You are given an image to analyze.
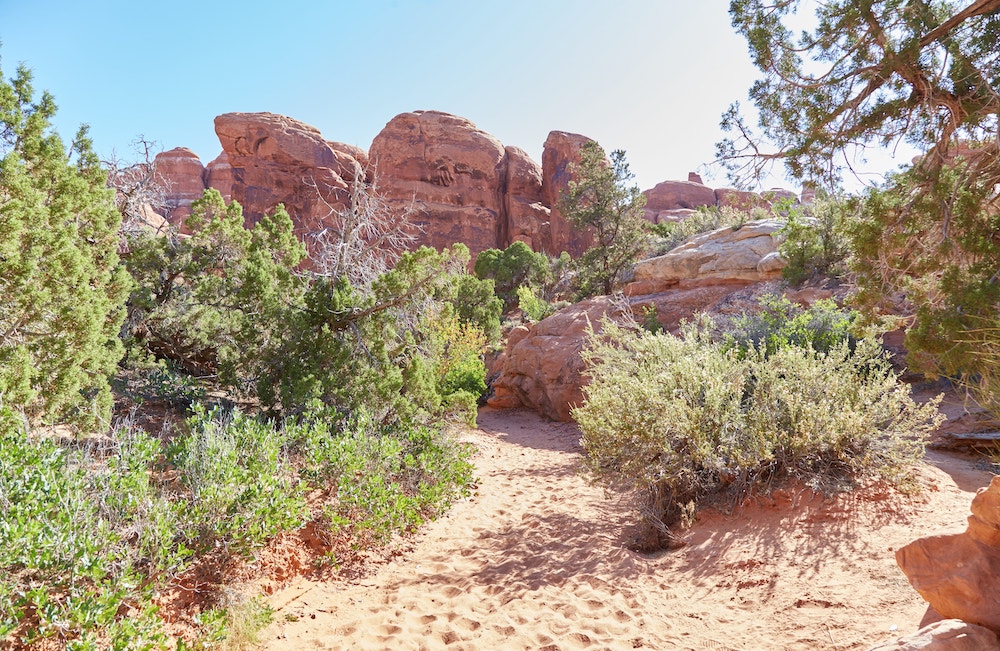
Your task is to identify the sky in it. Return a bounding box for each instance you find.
[0,0,909,192]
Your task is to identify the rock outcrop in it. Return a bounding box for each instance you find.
[153,147,206,225]
[896,476,1000,631]
[870,620,1000,651]
[541,131,594,256]
[153,110,804,267]
[204,152,233,201]
[369,111,508,259]
[627,219,787,295]
[502,146,552,253]
[214,112,365,235]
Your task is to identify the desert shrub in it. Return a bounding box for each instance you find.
[779,196,852,284]
[722,295,857,357]
[574,318,942,548]
[0,415,170,648]
[167,406,308,554]
[474,241,551,312]
[286,410,474,547]
[517,285,557,322]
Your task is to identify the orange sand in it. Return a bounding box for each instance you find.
[259,406,991,651]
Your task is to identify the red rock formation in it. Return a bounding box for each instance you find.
[896,475,1000,631]
[715,187,768,212]
[541,131,594,256]
[214,112,363,235]
[204,152,233,201]
[153,147,206,226]
[502,146,552,252]
[369,110,507,259]
[644,179,718,214]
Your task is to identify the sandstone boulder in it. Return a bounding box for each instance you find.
[896,475,1000,631]
[541,131,594,256]
[869,620,1000,651]
[215,112,363,235]
[643,179,717,212]
[369,110,507,259]
[154,147,206,225]
[628,219,787,294]
[490,286,740,421]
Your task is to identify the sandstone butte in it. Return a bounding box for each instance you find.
[149,110,803,262]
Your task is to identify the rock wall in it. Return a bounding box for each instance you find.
[152,109,800,261]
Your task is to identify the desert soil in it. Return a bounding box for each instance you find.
[258,401,993,651]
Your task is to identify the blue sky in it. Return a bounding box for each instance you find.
[0,1,905,191]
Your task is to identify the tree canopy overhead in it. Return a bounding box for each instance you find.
[720,0,1000,187]
[721,0,1000,414]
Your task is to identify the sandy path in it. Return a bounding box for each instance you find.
[260,407,992,650]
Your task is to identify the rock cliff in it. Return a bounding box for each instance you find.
[151,110,800,261]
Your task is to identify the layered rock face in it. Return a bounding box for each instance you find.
[214,112,366,235]
[541,131,594,256]
[896,475,1000,631]
[153,148,207,225]
[627,219,787,295]
[368,111,556,260]
[369,111,508,258]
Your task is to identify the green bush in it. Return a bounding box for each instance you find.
[573,318,942,549]
[779,196,851,284]
[286,410,474,547]
[0,62,131,431]
[721,295,857,357]
[516,285,556,322]
[168,406,308,554]
[474,241,551,313]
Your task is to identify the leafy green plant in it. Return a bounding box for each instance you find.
[721,295,857,358]
[574,317,941,550]
[474,241,551,312]
[517,285,556,322]
[167,406,308,554]
[779,196,851,285]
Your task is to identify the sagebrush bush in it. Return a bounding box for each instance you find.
[574,317,942,549]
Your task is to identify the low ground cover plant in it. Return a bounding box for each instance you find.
[0,403,473,649]
[574,312,942,551]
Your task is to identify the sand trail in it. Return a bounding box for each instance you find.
[261,407,991,650]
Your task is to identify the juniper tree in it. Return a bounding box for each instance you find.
[0,62,131,430]
[559,141,647,298]
[720,0,1000,407]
